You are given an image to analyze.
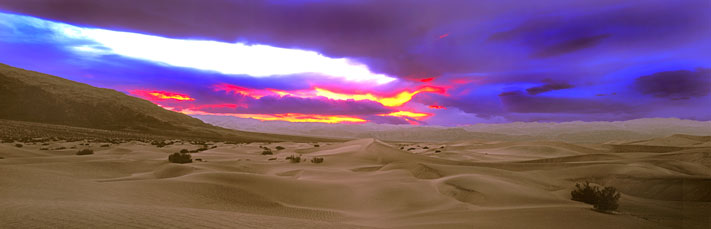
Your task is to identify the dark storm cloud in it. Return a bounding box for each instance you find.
[498,91,634,114]
[634,69,711,99]
[526,80,574,95]
[530,34,610,58]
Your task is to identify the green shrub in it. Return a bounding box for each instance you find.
[311,157,324,163]
[168,152,192,164]
[286,155,301,163]
[76,149,94,155]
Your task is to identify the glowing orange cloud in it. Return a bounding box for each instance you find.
[379,111,432,120]
[129,89,195,101]
[179,109,366,124]
[314,86,445,107]
[429,105,446,109]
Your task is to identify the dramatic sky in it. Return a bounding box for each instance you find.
[1,0,709,125]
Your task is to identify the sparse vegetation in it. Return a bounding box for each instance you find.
[261,149,273,155]
[286,155,301,163]
[275,146,285,150]
[14,143,23,148]
[76,149,94,155]
[168,152,192,164]
[100,144,110,147]
[311,157,324,163]
[423,146,429,149]
[407,148,416,151]
[180,149,189,154]
[594,186,621,212]
[571,181,620,212]
[435,150,441,153]
[313,144,320,147]
[268,157,277,161]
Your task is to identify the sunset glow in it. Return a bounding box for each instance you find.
[314,86,445,107]
[129,90,195,101]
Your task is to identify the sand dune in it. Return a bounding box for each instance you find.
[1,135,709,228]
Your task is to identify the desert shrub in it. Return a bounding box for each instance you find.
[168,152,192,164]
[313,144,320,147]
[571,182,621,212]
[594,186,621,212]
[275,146,285,150]
[180,149,189,154]
[40,147,49,150]
[286,155,301,163]
[195,158,203,162]
[76,149,94,155]
[423,146,429,149]
[0,156,3,159]
[100,144,110,147]
[571,181,600,204]
[262,149,273,155]
[435,150,441,153]
[14,144,23,148]
[311,157,324,163]
[268,157,277,161]
[407,148,415,151]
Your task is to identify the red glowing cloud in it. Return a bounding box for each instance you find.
[428,105,446,109]
[129,89,195,101]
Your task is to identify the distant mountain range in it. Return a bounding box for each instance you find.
[0,63,319,142]
[195,115,711,143]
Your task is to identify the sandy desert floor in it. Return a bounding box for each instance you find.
[1,135,709,228]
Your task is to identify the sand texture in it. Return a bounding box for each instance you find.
[1,136,710,228]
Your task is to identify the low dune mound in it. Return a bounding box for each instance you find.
[153,163,195,179]
[436,175,564,206]
[519,154,625,163]
[475,145,584,159]
[380,162,444,179]
[628,134,711,147]
[606,177,711,202]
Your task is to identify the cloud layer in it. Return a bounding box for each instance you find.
[0,0,709,124]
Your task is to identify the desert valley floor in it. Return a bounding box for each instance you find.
[1,135,709,228]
